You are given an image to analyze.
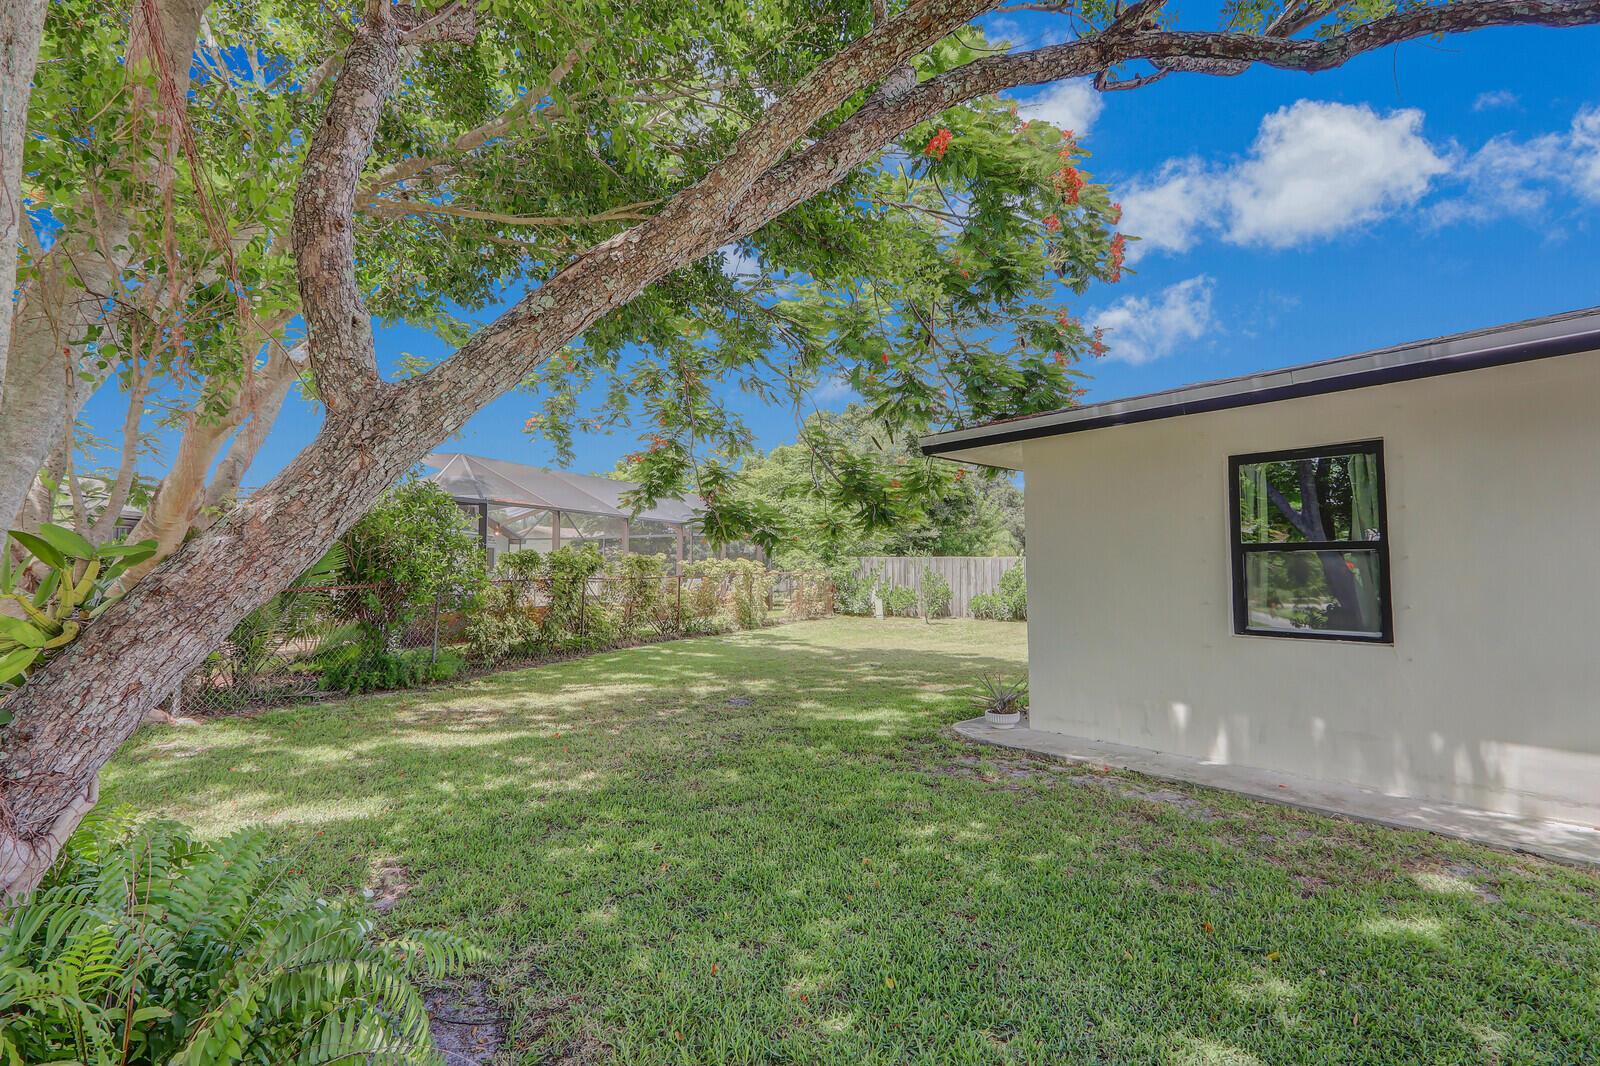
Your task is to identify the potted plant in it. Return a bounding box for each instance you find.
[975,674,1028,729]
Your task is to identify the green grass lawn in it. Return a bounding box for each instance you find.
[104,618,1599,1064]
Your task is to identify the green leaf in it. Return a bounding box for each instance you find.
[0,647,40,686]
[32,569,59,608]
[8,530,64,570]
[96,538,158,559]
[0,617,47,649]
[32,523,95,561]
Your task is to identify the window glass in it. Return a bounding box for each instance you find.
[1237,451,1382,544]
[1241,550,1385,638]
[1231,443,1389,642]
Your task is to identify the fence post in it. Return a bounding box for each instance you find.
[430,591,442,665]
[579,577,587,638]
[676,575,683,631]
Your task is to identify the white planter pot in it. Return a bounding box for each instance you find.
[984,710,1022,729]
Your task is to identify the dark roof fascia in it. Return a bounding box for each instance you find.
[920,309,1600,457]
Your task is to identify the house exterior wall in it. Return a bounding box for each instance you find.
[1020,350,1600,825]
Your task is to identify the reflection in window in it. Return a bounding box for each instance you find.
[1231,442,1390,641]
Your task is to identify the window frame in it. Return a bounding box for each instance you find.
[1227,439,1394,645]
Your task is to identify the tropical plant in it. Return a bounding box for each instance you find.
[0,809,484,1065]
[973,674,1029,717]
[0,523,156,694]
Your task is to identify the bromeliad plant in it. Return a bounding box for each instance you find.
[0,524,157,694]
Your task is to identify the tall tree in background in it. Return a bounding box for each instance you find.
[707,405,1026,564]
[1,0,1597,893]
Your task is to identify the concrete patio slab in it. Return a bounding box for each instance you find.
[953,717,1600,867]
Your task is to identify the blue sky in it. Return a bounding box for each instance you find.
[81,18,1600,488]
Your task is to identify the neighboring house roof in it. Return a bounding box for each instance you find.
[919,306,1600,468]
[422,452,701,525]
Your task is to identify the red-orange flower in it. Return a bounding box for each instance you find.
[1043,213,1061,231]
[1106,232,1126,283]
[1054,165,1085,205]
[924,127,953,160]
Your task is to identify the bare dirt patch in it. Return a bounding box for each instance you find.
[427,981,508,1065]
[365,860,414,914]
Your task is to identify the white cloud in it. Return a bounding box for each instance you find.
[1090,276,1215,366]
[1570,105,1600,202]
[1016,79,1103,138]
[1473,90,1519,112]
[1113,100,1449,255]
[1222,101,1448,247]
[1118,159,1218,261]
[810,373,853,405]
[1429,104,1600,225]
[1427,131,1565,226]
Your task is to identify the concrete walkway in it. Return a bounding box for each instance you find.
[953,717,1600,867]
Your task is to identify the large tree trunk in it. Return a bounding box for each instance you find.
[0,0,47,391]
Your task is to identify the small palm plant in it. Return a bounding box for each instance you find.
[973,674,1028,727]
[0,809,484,1065]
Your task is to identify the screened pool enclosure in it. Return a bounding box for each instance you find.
[423,453,762,571]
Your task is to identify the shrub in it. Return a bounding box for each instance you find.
[880,584,918,617]
[313,628,462,693]
[831,566,876,616]
[998,564,1028,621]
[0,811,482,1065]
[466,549,545,662]
[537,545,613,648]
[335,480,485,645]
[786,569,834,620]
[918,566,952,619]
[608,553,669,636]
[971,566,1027,621]
[969,591,1003,620]
[684,559,773,629]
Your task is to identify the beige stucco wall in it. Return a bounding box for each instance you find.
[1020,350,1600,825]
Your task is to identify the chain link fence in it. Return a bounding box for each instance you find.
[178,570,834,716]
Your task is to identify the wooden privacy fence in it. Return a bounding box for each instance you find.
[855,556,1023,618]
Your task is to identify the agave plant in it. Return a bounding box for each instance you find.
[972,673,1029,716]
[0,809,485,1065]
[0,523,158,694]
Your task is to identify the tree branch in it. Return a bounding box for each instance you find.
[290,0,474,411]
[359,197,660,228]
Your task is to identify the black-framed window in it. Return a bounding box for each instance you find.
[1229,440,1392,643]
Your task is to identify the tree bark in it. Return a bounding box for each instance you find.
[0,0,210,530]
[3,0,1597,897]
[0,0,47,391]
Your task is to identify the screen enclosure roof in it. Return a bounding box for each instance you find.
[423,452,701,525]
